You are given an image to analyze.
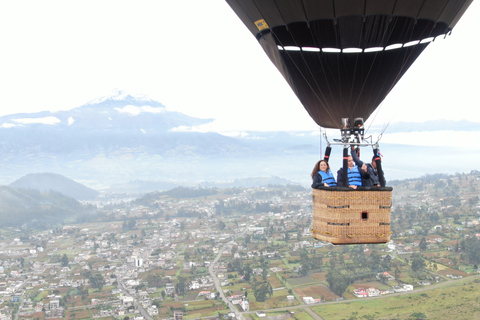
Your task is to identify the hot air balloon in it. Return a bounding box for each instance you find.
[226,0,472,244]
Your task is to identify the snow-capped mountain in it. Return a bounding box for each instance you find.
[1,90,477,189]
[1,89,212,132]
[0,91,318,187]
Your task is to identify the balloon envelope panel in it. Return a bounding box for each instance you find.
[226,0,472,128]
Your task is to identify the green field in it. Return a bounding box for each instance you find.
[311,278,480,320]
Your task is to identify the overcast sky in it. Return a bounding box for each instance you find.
[1,0,478,134]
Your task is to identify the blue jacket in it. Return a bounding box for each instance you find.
[336,165,368,187]
[312,170,337,188]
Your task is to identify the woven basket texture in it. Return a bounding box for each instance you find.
[311,188,392,244]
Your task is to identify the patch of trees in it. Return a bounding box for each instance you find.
[411,253,426,274]
[146,272,164,287]
[322,247,396,296]
[461,237,480,264]
[298,249,322,276]
[82,270,105,291]
[175,276,188,296]
[326,269,350,296]
[252,281,273,302]
[215,199,249,215]
[176,208,207,218]
[122,219,136,231]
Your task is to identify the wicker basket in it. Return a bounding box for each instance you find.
[311,186,393,245]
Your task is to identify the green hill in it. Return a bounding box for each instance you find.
[9,172,98,200]
[0,186,95,227]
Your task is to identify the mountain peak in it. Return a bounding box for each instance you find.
[86,89,153,106]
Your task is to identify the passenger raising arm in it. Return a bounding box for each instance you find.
[336,155,369,189]
[351,149,386,187]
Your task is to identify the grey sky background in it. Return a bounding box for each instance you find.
[1,1,478,135]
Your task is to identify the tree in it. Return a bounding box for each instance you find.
[462,237,480,264]
[147,273,162,287]
[262,267,268,281]
[243,264,252,281]
[61,254,69,267]
[253,283,272,302]
[218,220,226,230]
[244,234,251,245]
[176,276,187,296]
[326,269,350,296]
[419,237,427,251]
[411,255,426,273]
[18,257,25,268]
[395,265,401,280]
[381,254,392,270]
[90,273,105,291]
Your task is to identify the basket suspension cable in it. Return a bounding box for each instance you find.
[319,126,323,159]
[376,132,384,146]
[320,129,332,162]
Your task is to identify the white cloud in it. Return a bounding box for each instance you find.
[68,117,75,125]
[2,123,17,128]
[114,105,166,116]
[140,129,146,134]
[169,126,199,132]
[222,131,251,138]
[13,117,61,125]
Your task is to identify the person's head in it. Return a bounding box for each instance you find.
[319,160,330,173]
[348,156,354,168]
[311,160,330,178]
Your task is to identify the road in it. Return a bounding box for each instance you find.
[209,240,245,320]
[116,274,154,320]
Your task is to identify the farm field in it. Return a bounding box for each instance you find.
[311,277,480,320]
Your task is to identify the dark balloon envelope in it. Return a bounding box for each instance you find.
[226,0,472,128]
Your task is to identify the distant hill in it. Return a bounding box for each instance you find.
[104,176,301,194]
[9,173,99,201]
[0,186,94,228]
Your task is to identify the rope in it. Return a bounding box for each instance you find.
[319,195,392,200]
[310,228,393,238]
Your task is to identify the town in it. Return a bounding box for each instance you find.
[0,171,479,320]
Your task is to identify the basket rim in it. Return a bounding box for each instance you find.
[312,186,393,192]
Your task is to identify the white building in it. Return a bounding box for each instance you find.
[303,297,316,304]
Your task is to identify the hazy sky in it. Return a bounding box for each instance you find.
[1,1,478,133]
